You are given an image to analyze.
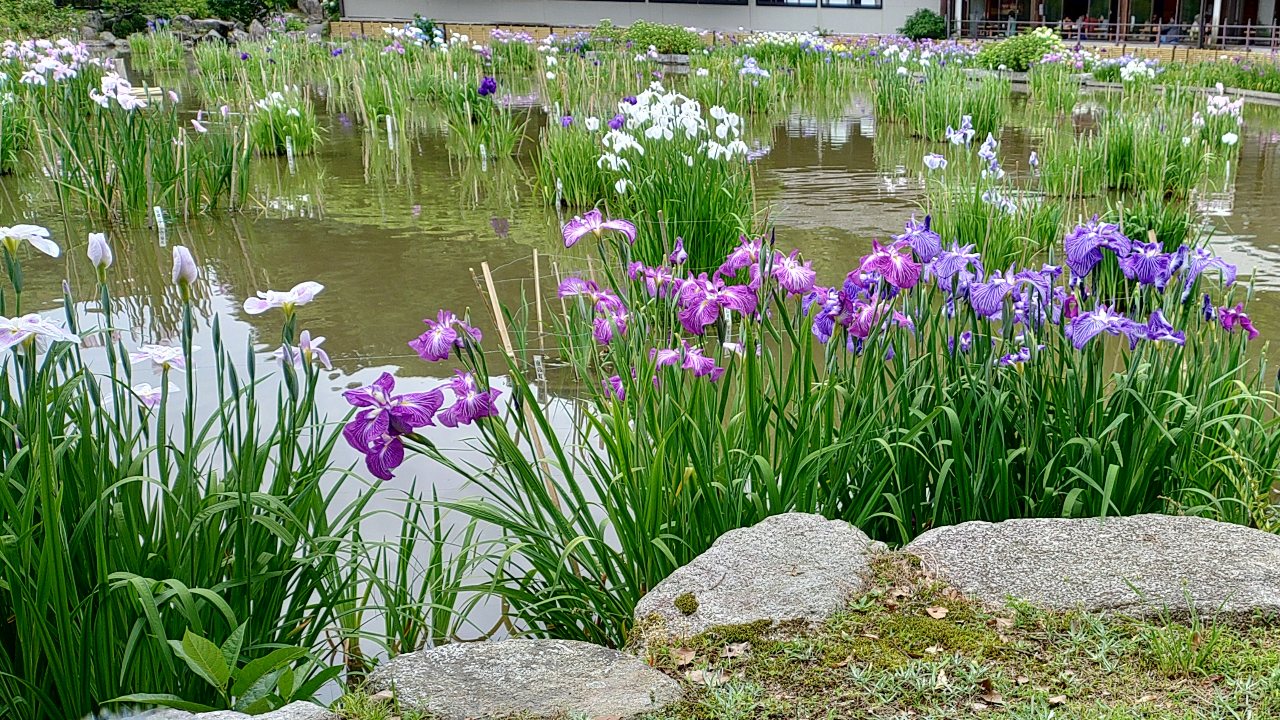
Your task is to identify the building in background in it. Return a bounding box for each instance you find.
[339,0,939,36]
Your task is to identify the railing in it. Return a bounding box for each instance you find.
[954,18,1280,51]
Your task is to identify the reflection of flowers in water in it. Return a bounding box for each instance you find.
[490,217,510,239]
[1196,188,1236,218]
[265,194,315,217]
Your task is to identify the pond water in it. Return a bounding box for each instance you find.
[4,79,1280,520]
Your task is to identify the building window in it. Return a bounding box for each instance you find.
[650,0,748,5]
[756,0,820,6]
[822,0,884,7]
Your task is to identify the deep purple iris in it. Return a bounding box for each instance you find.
[1065,304,1145,350]
[438,370,502,427]
[607,113,626,130]
[1180,248,1238,301]
[342,373,444,481]
[1119,242,1175,289]
[1064,217,1132,278]
[931,242,984,294]
[478,76,498,97]
[561,115,573,127]
[409,310,482,362]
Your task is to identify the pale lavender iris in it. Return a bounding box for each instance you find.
[562,209,637,248]
[410,310,482,362]
[131,382,177,408]
[895,215,942,263]
[1063,217,1131,278]
[1219,303,1259,340]
[771,250,816,296]
[677,273,758,335]
[343,372,444,458]
[1119,242,1174,289]
[275,330,333,369]
[87,232,112,269]
[1065,304,1144,349]
[171,246,198,286]
[129,343,186,370]
[923,153,947,170]
[0,313,81,352]
[437,370,502,427]
[860,240,921,290]
[0,224,59,258]
[243,281,325,315]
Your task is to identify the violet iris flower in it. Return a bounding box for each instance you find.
[628,262,677,298]
[669,237,688,265]
[931,242,984,293]
[718,236,763,276]
[1219,303,1259,340]
[607,113,625,130]
[1064,217,1132,278]
[562,209,637,248]
[677,273,758,335]
[1119,242,1174,289]
[771,250,816,296]
[895,215,942,263]
[1065,304,1144,350]
[593,310,629,344]
[560,115,573,127]
[603,375,625,401]
[1180,248,1238,301]
[478,76,497,96]
[558,277,624,312]
[437,370,502,427]
[409,310,483,362]
[343,372,443,450]
[968,269,1018,318]
[859,240,922,289]
[1144,310,1186,346]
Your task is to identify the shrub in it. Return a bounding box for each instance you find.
[899,9,948,41]
[624,20,701,55]
[207,0,264,23]
[0,0,80,38]
[975,27,1064,71]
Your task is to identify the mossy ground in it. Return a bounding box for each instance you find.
[338,554,1280,720]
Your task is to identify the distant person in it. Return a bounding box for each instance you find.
[1007,12,1017,37]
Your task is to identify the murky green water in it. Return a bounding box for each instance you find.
[4,83,1280,506]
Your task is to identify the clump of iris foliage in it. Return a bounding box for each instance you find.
[0,228,479,719]
[358,188,1272,647]
[249,88,321,157]
[128,24,186,71]
[439,74,525,160]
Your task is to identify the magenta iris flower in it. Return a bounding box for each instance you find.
[628,262,678,298]
[438,370,502,427]
[409,310,483,362]
[558,277,624,312]
[771,250,816,296]
[562,209,637,248]
[859,240,921,290]
[603,375,625,401]
[1064,217,1132,278]
[593,309,629,344]
[676,273,758,335]
[669,238,688,266]
[719,236,763,276]
[1219,303,1259,340]
[895,215,942,263]
[343,372,443,448]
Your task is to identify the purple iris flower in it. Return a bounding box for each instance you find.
[239,52,251,61]
[669,238,688,265]
[1064,217,1132,278]
[628,262,677,298]
[1202,293,1216,321]
[562,209,637,248]
[771,250,816,296]
[331,47,344,56]
[593,310,628,345]
[561,115,573,127]
[1065,304,1144,350]
[997,346,1034,366]
[1144,310,1186,346]
[1219,303,1259,340]
[651,347,682,367]
[438,371,502,427]
[677,273,758,335]
[931,242,984,293]
[1119,242,1175,289]
[948,330,974,355]
[860,240,922,290]
[607,113,626,130]
[409,310,482,362]
[718,236,763,276]
[895,215,942,263]
[478,76,498,97]
[1180,248,1238,301]
[342,373,444,479]
[968,269,1019,318]
[681,345,718,377]
[558,277,624,313]
[603,375,625,401]
[622,95,638,105]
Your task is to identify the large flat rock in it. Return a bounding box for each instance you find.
[906,514,1280,618]
[123,702,334,720]
[367,638,680,719]
[633,513,884,643]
